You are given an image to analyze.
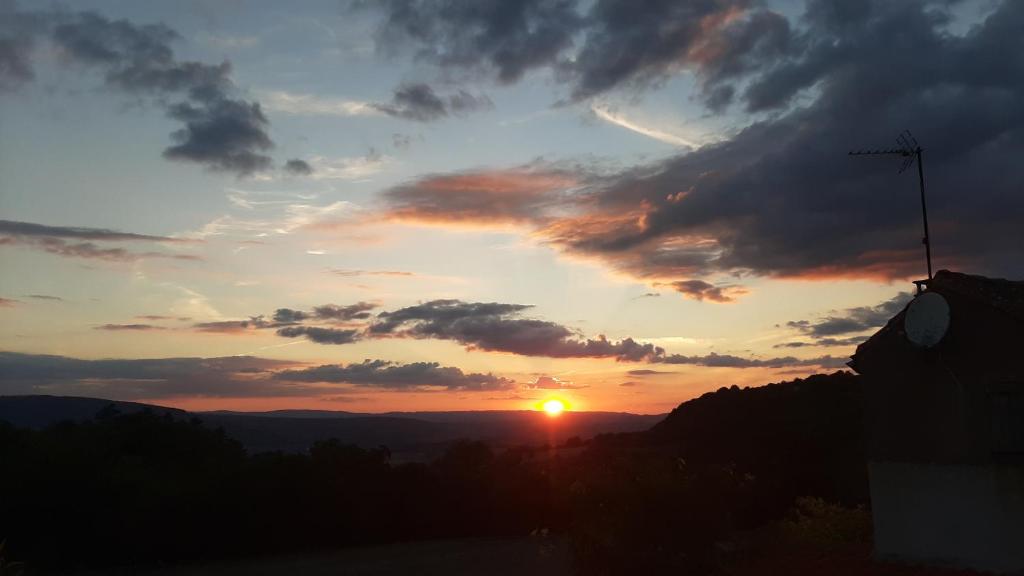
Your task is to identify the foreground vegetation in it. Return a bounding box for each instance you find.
[1,372,870,574]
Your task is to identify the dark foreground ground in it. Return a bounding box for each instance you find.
[50,535,984,576]
[54,536,571,576]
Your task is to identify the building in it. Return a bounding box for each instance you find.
[850,270,1024,572]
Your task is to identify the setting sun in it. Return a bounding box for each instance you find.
[542,399,566,416]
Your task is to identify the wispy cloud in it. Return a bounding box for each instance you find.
[259,90,381,117]
[590,104,702,148]
[304,151,391,181]
[0,220,201,262]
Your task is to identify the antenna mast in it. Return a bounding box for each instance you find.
[849,130,932,286]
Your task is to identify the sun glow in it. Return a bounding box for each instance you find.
[542,398,566,416]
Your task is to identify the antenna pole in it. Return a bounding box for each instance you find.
[848,131,934,284]
[916,147,932,280]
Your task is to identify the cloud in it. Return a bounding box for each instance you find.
[193,318,268,333]
[0,220,200,262]
[786,292,911,339]
[275,359,514,391]
[283,159,313,176]
[372,82,492,122]
[590,104,701,147]
[0,7,44,90]
[95,324,168,331]
[626,369,669,376]
[527,375,585,389]
[0,298,19,307]
[661,279,746,303]
[372,82,447,121]
[361,0,791,105]
[0,351,301,399]
[374,1,1024,283]
[365,0,582,84]
[448,89,494,115]
[258,90,380,117]
[24,294,62,301]
[312,302,378,321]
[301,151,390,181]
[369,299,663,361]
[655,352,847,369]
[191,298,843,369]
[330,269,415,278]
[275,325,361,345]
[3,8,274,175]
[619,381,639,387]
[383,165,582,225]
[0,220,188,242]
[272,308,308,324]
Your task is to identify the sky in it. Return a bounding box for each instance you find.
[1,0,1022,414]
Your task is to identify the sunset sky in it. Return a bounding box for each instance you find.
[2,0,1022,413]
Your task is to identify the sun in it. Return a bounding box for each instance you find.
[542,398,566,416]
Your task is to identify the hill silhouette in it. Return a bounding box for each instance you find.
[0,396,662,460]
[0,372,869,574]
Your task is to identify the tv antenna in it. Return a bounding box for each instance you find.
[849,130,933,288]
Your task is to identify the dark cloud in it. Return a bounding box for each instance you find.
[283,159,314,176]
[448,89,493,115]
[626,369,669,376]
[0,351,300,399]
[0,6,44,90]
[787,293,911,337]
[193,317,268,333]
[774,335,868,349]
[816,336,868,347]
[272,308,308,324]
[774,341,811,349]
[619,381,639,387]
[2,8,274,175]
[369,298,662,361]
[0,220,187,242]
[366,0,583,84]
[662,280,744,303]
[192,303,377,339]
[24,294,62,301]
[567,0,793,104]
[275,325,361,345]
[362,0,793,106]
[373,82,448,121]
[95,323,167,331]
[379,1,1024,284]
[633,293,660,300]
[655,352,847,369]
[0,220,200,262]
[372,82,493,122]
[162,99,272,174]
[312,302,378,321]
[275,359,514,391]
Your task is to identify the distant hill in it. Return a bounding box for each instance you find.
[0,395,663,460]
[0,394,187,428]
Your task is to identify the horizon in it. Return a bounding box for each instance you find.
[3,0,1023,415]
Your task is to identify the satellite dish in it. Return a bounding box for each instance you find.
[904,292,950,348]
